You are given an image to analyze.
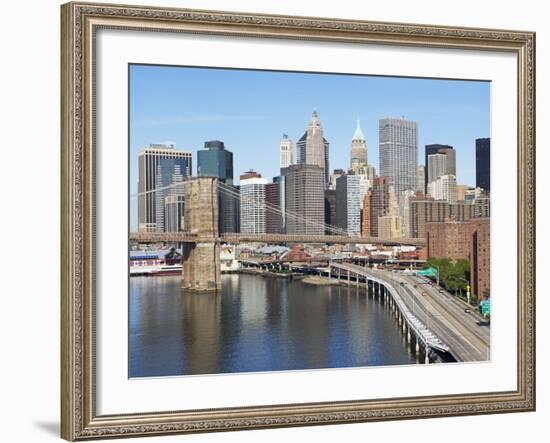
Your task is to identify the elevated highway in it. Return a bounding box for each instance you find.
[329,263,490,362]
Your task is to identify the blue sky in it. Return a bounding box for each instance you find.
[129,64,490,194]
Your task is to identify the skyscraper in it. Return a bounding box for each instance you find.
[469,218,491,299]
[239,175,267,234]
[424,144,456,193]
[279,134,293,169]
[368,176,393,237]
[427,153,448,184]
[164,194,185,232]
[329,168,345,190]
[281,164,324,235]
[240,169,262,181]
[379,117,418,198]
[137,143,192,232]
[427,174,458,203]
[296,111,330,187]
[197,140,238,233]
[378,212,404,239]
[417,165,425,193]
[350,119,368,170]
[324,189,337,230]
[265,181,282,234]
[274,175,286,233]
[377,183,402,239]
[408,195,489,239]
[399,189,416,238]
[197,140,233,183]
[426,220,470,261]
[335,174,371,236]
[476,138,491,192]
[361,191,372,237]
[456,184,469,202]
[155,162,185,232]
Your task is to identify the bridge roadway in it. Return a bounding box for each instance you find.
[129,231,426,246]
[331,263,490,362]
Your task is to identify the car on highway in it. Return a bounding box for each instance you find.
[464,308,471,313]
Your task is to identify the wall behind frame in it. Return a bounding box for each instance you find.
[0,0,546,442]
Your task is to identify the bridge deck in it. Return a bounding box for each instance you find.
[129,232,426,246]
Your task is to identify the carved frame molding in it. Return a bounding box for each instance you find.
[61,2,535,440]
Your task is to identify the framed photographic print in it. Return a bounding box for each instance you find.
[61,1,536,440]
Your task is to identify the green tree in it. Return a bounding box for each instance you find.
[425,257,470,296]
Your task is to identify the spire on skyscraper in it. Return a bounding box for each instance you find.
[350,118,368,170]
[309,109,321,128]
[352,119,365,141]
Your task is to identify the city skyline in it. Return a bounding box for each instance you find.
[130,64,490,195]
[128,64,492,377]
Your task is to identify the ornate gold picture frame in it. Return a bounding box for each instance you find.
[61,1,535,440]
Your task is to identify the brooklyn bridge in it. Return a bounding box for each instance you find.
[131,176,426,292]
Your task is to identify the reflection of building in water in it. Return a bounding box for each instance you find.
[129,275,417,377]
[283,283,330,369]
[239,277,268,327]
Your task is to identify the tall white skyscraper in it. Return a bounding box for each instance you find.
[239,176,268,234]
[279,134,293,169]
[335,174,371,236]
[379,117,418,198]
[296,110,330,187]
[350,119,368,169]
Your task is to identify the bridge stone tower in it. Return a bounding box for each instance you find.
[181,177,221,292]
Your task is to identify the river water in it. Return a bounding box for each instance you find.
[129,274,417,377]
